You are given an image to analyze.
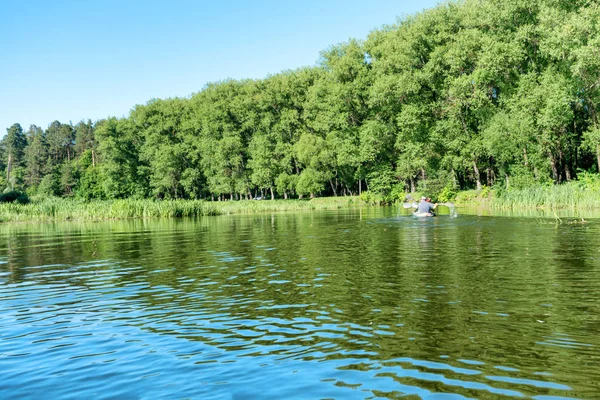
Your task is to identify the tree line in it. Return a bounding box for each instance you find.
[2,0,600,201]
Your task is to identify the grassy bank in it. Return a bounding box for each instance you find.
[1,182,599,224]
[0,196,361,223]
[453,181,600,210]
[491,184,600,210]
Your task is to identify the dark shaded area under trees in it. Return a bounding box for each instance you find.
[3,0,600,202]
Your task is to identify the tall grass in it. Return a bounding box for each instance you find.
[218,197,360,214]
[0,196,361,223]
[493,182,600,210]
[0,198,220,223]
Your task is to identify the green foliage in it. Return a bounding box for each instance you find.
[389,184,407,203]
[438,186,458,203]
[37,173,60,197]
[359,191,387,205]
[275,173,297,198]
[455,189,489,204]
[493,181,600,210]
[75,166,104,200]
[359,184,407,205]
[366,165,396,196]
[0,197,360,222]
[0,190,29,204]
[3,0,600,206]
[296,168,325,197]
[576,171,600,191]
[417,171,458,201]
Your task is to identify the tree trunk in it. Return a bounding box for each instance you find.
[549,153,559,183]
[523,148,529,166]
[473,160,482,190]
[6,153,12,189]
[597,145,600,173]
[283,192,288,200]
[410,178,415,193]
[270,187,274,200]
[329,179,337,196]
[358,180,362,195]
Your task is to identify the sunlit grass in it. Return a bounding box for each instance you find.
[0,196,362,223]
[492,183,600,210]
[3,184,599,223]
[217,197,360,214]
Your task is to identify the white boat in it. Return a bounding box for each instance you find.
[413,211,435,218]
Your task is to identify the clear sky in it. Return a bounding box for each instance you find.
[0,0,440,134]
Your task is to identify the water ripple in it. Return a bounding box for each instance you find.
[1,212,599,398]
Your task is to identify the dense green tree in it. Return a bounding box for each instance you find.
[74,120,97,166]
[4,0,600,200]
[45,121,74,163]
[23,125,47,191]
[95,118,147,199]
[2,123,27,190]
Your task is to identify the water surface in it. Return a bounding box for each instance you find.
[1,208,599,399]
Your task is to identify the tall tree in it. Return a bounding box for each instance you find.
[2,123,26,190]
[74,120,97,167]
[24,125,47,190]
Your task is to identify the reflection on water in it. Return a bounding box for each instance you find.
[1,208,599,399]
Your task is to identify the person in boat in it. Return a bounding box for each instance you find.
[416,196,437,216]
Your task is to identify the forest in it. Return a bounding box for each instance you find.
[2,0,600,202]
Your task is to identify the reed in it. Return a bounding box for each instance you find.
[0,196,361,223]
[492,183,600,210]
[218,196,359,214]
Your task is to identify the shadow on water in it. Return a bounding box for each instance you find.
[0,208,599,398]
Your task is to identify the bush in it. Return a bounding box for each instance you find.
[577,171,600,191]
[455,189,490,204]
[360,191,382,205]
[37,174,60,197]
[0,190,29,204]
[417,170,457,202]
[437,185,457,202]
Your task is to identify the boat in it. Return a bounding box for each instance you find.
[413,211,436,217]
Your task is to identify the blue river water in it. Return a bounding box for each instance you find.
[1,207,599,398]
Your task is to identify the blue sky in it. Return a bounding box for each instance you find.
[0,0,440,134]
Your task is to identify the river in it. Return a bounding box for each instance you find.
[1,207,599,398]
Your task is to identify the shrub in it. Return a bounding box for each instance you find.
[390,184,408,203]
[437,185,457,202]
[417,170,457,202]
[0,190,29,204]
[359,190,389,205]
[577,171,600,191]
[37,174,60,197]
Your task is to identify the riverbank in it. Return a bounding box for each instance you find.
[1,180,599,223]
[0,196,362,223]
[454,182,600,210]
